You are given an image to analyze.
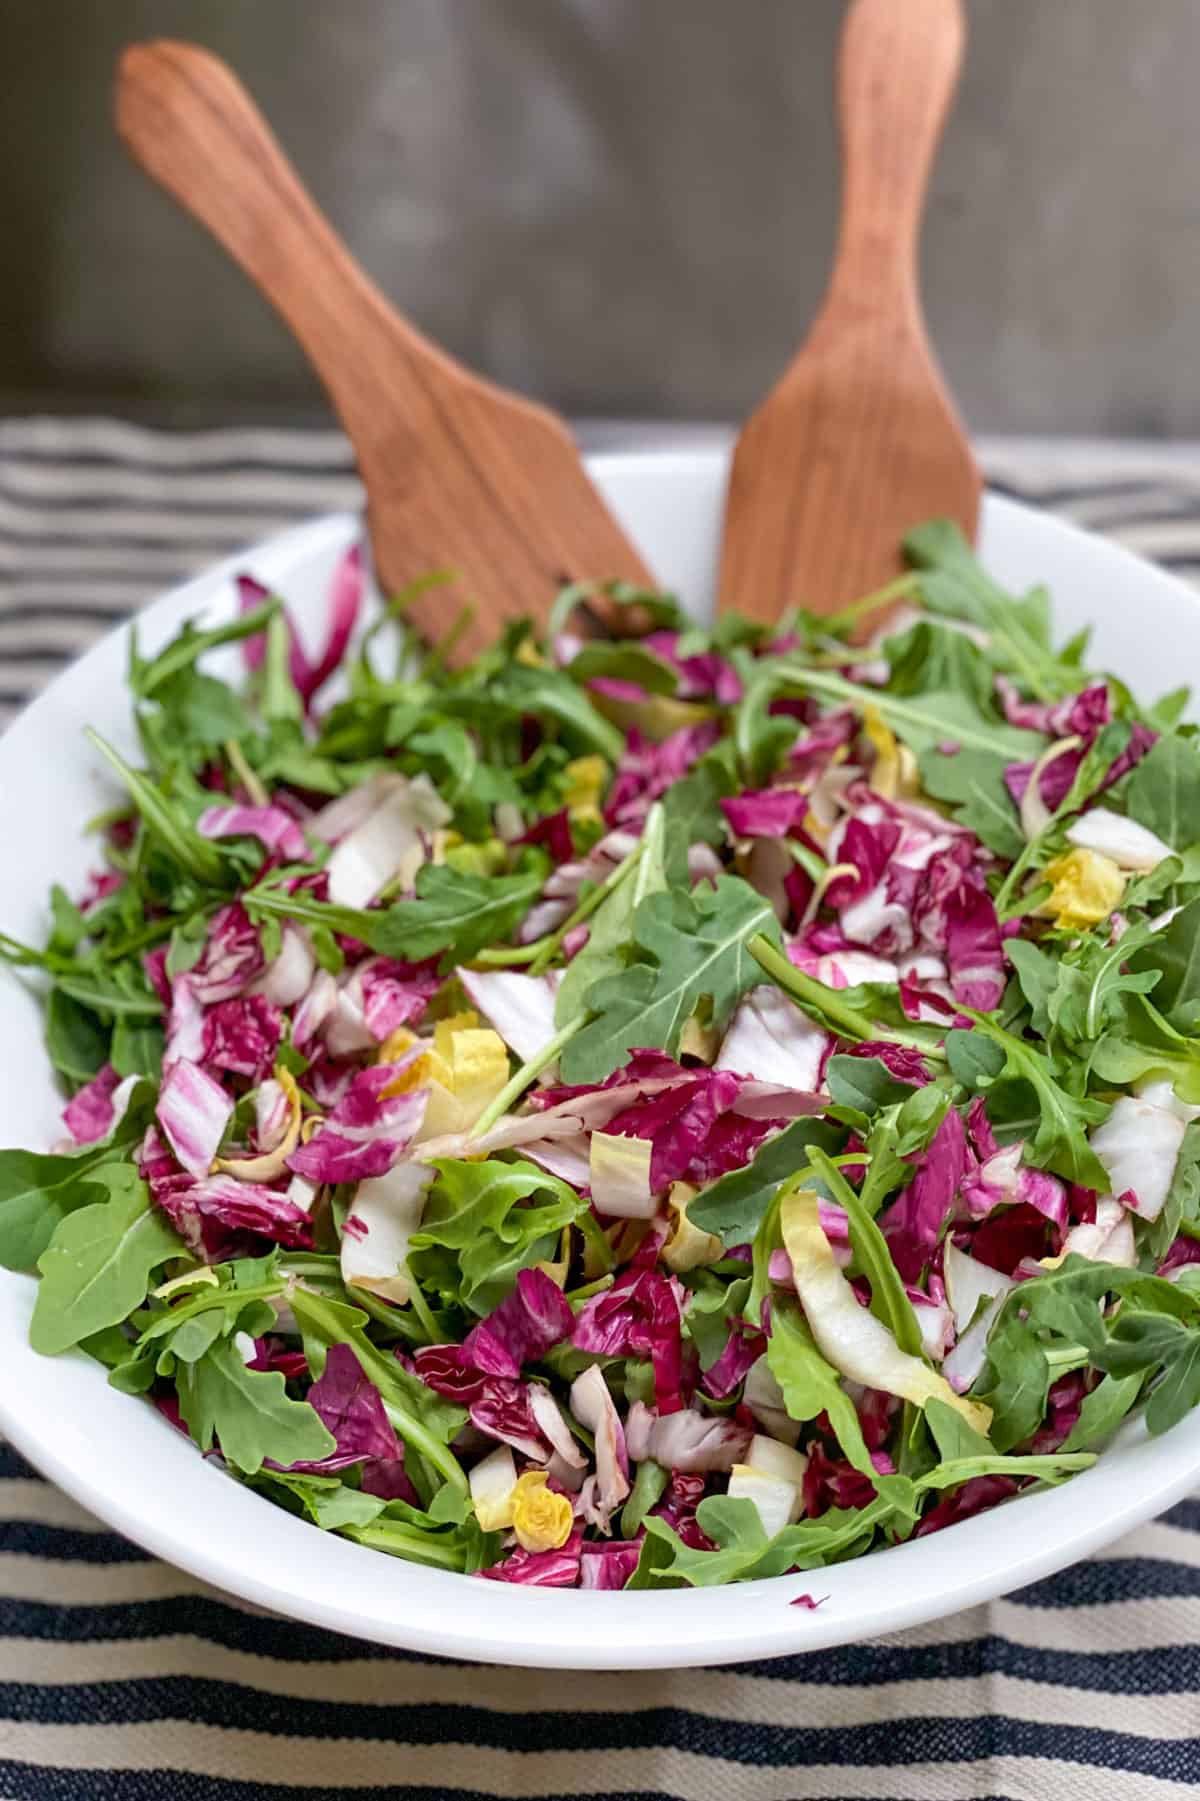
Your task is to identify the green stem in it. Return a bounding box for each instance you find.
[85,729,227,887]
[747,933,945,1058]
[422,604,477,676]
[470,832,648,973]
[821,572,921,635]
[403,1279,440,1346]
[566,1274,615,1307]
[529,833,648,976]
[290,1286,467,1493]
[469,1017,585,1138]
[224,738,269,808]
[339,1521,466,1570]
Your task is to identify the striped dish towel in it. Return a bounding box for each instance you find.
[0,416,1199,1800]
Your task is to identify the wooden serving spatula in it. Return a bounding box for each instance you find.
[719,0,980,623]
[116,41,654,660]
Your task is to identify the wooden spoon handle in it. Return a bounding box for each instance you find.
[826,0,965,314]
[115,41,452,459]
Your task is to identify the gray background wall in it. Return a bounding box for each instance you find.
[5,1,1200,433]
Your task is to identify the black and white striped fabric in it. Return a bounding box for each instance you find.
[1,416,1200,1799]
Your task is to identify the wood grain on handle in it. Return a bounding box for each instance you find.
[116,41,654,657]
[718,0,978,623]
[829,0,967,312]
[116,42,449,469]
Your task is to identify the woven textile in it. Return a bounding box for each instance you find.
[0,417,1199,1800]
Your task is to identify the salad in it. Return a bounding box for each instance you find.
[3,520,1200,1594]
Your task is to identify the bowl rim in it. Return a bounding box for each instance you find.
[1,447,1199,1668]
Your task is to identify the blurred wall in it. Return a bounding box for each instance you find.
[5,0,1200,433]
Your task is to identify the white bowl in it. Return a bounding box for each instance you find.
[0,444,1196,1669]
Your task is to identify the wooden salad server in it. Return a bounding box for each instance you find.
[719,0,980,623]
[116,41,654,661]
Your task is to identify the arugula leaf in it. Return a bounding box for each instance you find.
[924,1396,995,1462]
[85,730,227,888]
[882,618,997,707]
[1121,734,1200,849]
[45,990,110,1086]
[903,519,1071,700]
[288,1286,467,1490]
[247,854,547,966]
[639,1489,903,1587]
[252,1470,387,1531]
[151,670,252,750]
[977,1311,1053,1453]
[689,1117,844,1243]
[1101,1312,1200,1436]
[918,746,1025,860]
[658,750,735,883]
[767,1299,914,1512]
[110,1015,165,1081]
[825,1055,916,1117]
[772,668,1045,763]
[561,877,781,1084]
[0,1126,149,1272]
[409,1158,585,1315]
[176,1335,335,1475]
[1129,895,1200,1029]
[1061,1373,1144,1452]
[471,664,624,761]
[554,803,666,1028]
[29,1165,183,1355]
[566,642,679,697]
[341,1501,500,1573]
[131,599,279,698]
[954,1012,1110,1188]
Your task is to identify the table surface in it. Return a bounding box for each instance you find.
[0,417,1199,1801]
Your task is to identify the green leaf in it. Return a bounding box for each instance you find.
[772,668,1046,762]
[1121,734,1200,849]
[0,1139,141,1272]
[252,1471,388,1531]
[882,618,997,707]
[566,642,679,696]
[365,858,549,964]
[555,804,666,1028]
[409,1158,585,1315]
[560,876,781,1084]
[903,519,1070,699]
[340,1504,500,1574]
[152,670,251,749]
[176,1336,335,1475]
[977,1311,1052,1453]
[287,1286,467,1492]
[45,990,110,1086]
[825,1055,916,1118]
[480,664,624,760]
[918,746,1025,860]
[767,1299,906,1499]
[1102,1312,1200,1436]
[689,1117,844,1243]
[29,1166,183,1355]
[1129,895,1200,1029]
[110,1016,165,1081]
[85,730,227,888]
[640,1489,902,1587]
[132,598,279,698]
[620,1458,669,1538]
[954,1012,1110,1188]
[924,1396,995,1462]
[658,751,735,883]
[1061,1373,1144,1452]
